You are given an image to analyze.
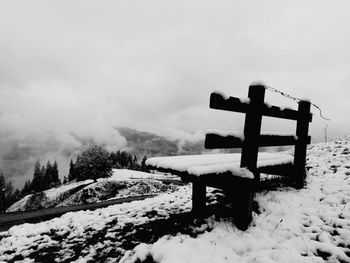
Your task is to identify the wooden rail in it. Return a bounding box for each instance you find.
[205,133,311,149]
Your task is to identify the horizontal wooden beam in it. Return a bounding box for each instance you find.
[204,133,243,149]
[205,133,311,149]
[258,163,295,177]
[259,134,302,147]
[210,92,312,122]
[262,104,300,121]
[210,92,248,113]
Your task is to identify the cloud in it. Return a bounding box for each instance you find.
[0,113,127,187]
[1,1,350,186]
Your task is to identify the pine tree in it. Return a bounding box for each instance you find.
[21,180,31,196]
[43,161,52,190]
[68,159,77,181]
[51,161,60,187]
[75,156,81,180]
[127,154,133,168]
[31,160,43,192]
[110,152,116,168]
[40,165,46,189]
[5,181,14,208]
[0,173,6,212]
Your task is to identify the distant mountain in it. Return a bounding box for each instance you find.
[116,127,206,158]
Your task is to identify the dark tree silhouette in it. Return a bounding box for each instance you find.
[75,145,113,182]
[68,159,77,181]
[31,161,43,192]
[0,173,6,212]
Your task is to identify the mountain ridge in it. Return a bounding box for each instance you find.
[116,127,205,158]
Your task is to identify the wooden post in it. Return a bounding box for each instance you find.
[232,84,265,229]
[192,179,206,215]
[294,100,311,188]
[232,190,254,230]
[240,84,265,180]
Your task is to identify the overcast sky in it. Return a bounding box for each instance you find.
[1,1,350,185]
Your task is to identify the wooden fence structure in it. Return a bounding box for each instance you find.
[205,83,312,187]
[203,84,312,229]
[147,83,312,230]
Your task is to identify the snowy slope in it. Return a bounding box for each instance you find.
[1,139,350,262]
[7,169,180,212]
[126,140,350,263]
[7,180,93,212]
[0,185,200,262]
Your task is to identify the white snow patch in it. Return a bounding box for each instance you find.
[108,169,179,182]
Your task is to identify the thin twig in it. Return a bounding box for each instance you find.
[264,211,272,217]
[269,218,283,236]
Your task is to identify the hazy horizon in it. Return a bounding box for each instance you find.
[1,1,350,187]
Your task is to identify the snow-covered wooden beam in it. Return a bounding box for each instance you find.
[205,132,311,149]
[210,92,249,114]
[146,152,295,180]
[210,92,313,122]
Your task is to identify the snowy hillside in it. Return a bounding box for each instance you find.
[7,169,180,212]
[6,180,93,212]
[1,139,350,262]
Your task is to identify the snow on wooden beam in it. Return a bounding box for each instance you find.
[209,92,312,122]
[262,104,313,122]
[210,92,249,114]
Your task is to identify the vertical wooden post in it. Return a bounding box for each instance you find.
[240,84,265,180]
[294,100,311,188]
[233,84,265,229]
[192,179,206,215]
[233,189,254,230]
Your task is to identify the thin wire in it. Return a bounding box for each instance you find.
[265,85,331,121]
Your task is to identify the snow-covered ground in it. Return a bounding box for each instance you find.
[0,185,201,262]
[1,139,350,262]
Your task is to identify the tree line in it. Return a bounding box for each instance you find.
[0,160,61,212]
[65,146,148,182]
[0,145,149,212]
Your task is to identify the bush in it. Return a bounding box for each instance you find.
[75,145,113,182]
[24,192,48,211]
